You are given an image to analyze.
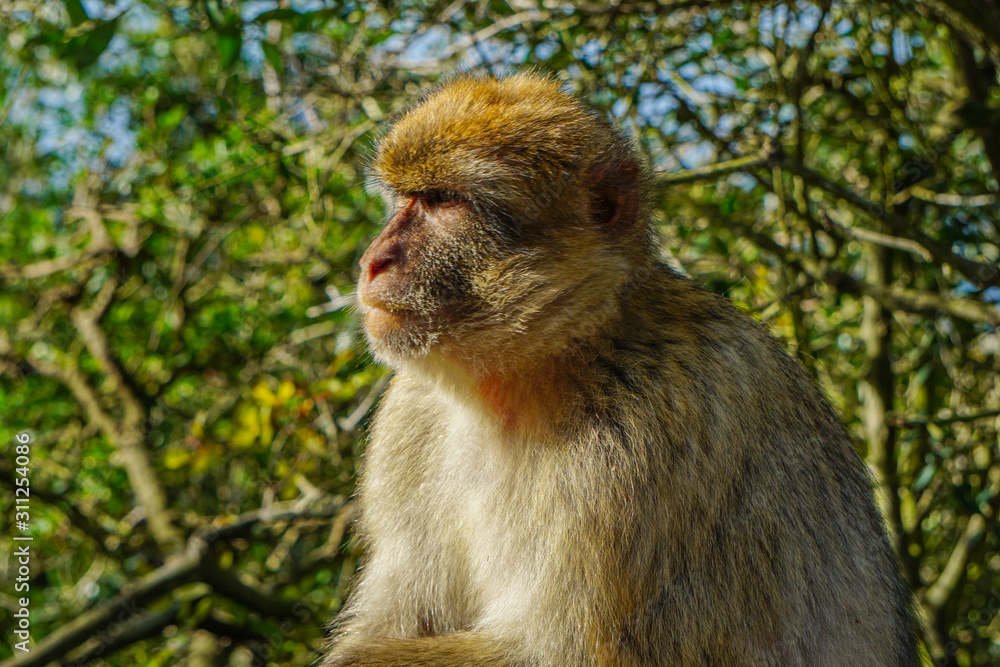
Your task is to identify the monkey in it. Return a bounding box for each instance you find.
[321,71,917,667]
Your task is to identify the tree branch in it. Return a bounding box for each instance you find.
[776,156,1000,288]
[2,538,205,667]
[22,350,181,549]
[888,409,1000,429]
[923,497,999,610]
[1,499,346,667]
[65,602,186,667]
[704,207,1000,325]
[656,152,771,187]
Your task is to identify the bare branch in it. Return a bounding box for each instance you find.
[923,501,998,610]
[0,249,112,280]
[199,562,301,618]
[819,210,934,262]
[441,10,550,59]
[67,302,180,548]
[889,409,1000,429]
[338,373,391,433]
[66,602,185,667]
[905,186,997,208]
[656,152,771,187]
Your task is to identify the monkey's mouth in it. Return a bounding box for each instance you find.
[361,303,423,334]
[358,292,409,314]
[359,293,442,322]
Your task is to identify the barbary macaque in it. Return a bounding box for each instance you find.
[322,72,917,666]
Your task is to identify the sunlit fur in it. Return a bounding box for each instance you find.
[325,72,917,667]
[373,71,641,229]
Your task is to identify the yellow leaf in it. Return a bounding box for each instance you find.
[260,405,274,446]
[231,404,260,448]
[248,226,267,244]
[253,381,276,406]
[276,380,296,404]
[775,311,794,337]
[280,474,301,500]
[164,447,192,470]
[191,414,205,438]
[192,448,216,474]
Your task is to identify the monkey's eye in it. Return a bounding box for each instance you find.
[420,190,465,207]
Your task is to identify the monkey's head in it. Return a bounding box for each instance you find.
[357,72,652,375]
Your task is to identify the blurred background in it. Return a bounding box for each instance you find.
[0,1,998,665]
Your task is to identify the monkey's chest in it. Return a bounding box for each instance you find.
[435,428,567,625]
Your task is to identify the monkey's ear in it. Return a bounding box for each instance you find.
[585,161,641,234]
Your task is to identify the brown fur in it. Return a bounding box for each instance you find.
[322,72,917,667]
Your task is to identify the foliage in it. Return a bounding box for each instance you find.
[0,1,997,665]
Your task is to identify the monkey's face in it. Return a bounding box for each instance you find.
[357,189,501,365]
[357,183,634,374]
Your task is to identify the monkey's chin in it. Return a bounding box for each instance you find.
[362,307,436,363]
[363,306,406,336]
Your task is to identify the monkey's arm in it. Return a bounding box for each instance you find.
[323,632,522,667]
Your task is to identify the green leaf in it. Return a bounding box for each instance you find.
[62,17,119,69]
[158,105,187,131]
[217,28,242,69]
[251,8,301,22]
[62,0,89,25]
[370,31,394,47]
[262,42,283,72]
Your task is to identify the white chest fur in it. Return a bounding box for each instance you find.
[435,407,565,633]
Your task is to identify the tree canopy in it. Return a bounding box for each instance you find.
[1,1,998,665]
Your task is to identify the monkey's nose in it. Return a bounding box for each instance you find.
[364,241,402,281]
[368,255,392,280]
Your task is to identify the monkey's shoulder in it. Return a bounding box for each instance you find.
[610,274,798,389]
[597,271,847,444]
[631,269,784,351]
